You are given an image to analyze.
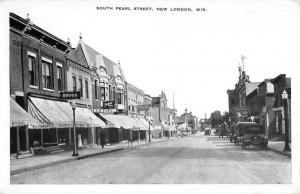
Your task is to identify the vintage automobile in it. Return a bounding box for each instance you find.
[204,128,211,135]
[235,122,268,149]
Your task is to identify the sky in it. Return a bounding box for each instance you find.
[1,0,300,119]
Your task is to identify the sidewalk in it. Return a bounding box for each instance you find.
[10,138,169,176]
[267,141,291,158]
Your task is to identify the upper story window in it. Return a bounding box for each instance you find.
[41,57,53,90]
[72,76,77,92]
[85,79,89,99]
[79,78,83,98]
[56,63,63,91]
[95,80,98,100]
[27,51,37,86]
[117,92,122,104]
[100,87,105,101]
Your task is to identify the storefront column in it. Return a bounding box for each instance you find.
[69,127,72,143]
[16,126,20,155]
[138,129,140,143]
[56,128,59,144]
[41,129,44,147]
[25,126,29,151]
[91,127,95,146]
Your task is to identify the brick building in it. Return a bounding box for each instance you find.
[257,79,275,138]
[271,74,291,141]
[10,13,104,155]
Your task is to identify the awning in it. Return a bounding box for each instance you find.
[100,114,138,129]
[10,97,45,128]
[28,97,105,128]
[128,99,136,106]
[137,116,155,131]
[169,125,177,131]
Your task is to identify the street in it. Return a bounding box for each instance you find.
[11,133,291,184]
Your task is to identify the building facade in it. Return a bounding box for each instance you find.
[271,74,291,141]
[227,67,260,123]
[257,79,275,138]
[10,13,70,153]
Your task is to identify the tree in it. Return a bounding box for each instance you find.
[222,111,230,126]
[210,110,222,128]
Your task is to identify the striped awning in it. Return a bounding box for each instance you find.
[10,97,45,128]
[100,114,139,129]
[28,97,105,128]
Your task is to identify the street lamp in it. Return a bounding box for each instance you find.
[70,101,78,156]
[282,90,291,152]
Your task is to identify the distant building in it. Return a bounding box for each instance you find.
[150,91,169,138]
[127,83,144,117]
[227,66,260,123]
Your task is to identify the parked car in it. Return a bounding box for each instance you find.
[235,122,268,149]
[210,128,216,136]
[204,128,211,135]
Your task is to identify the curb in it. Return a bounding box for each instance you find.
[10,138,172,176]
[267,147,291,158]
[10,147,125,176]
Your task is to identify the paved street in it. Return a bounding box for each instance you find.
[11,133,291,184]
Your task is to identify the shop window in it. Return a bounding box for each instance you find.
[42,58,53,89]
[85,80,89,99]
[28,54,36,86]
[72,76,77,92]
[57,65,63,91]
[79,78,83,98]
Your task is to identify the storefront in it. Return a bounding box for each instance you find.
[10,97,46,155]
[27,97,105,148]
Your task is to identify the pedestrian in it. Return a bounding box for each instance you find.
[100,131,105,149]
[129,129,133,147]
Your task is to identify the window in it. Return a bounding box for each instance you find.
[28,54,36,86]
[42,58,53,89]
[79,78,83,98]
[100,87,105,101]
[57,65,63,91]
[109,85,112,100]
[85,80,89,99]
[95,80,98,100]
[72,76,77,92]
[117,92,122,104]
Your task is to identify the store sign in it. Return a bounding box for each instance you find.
[102,101,115,109]
[60,91,80,99]
[93,109,116,113]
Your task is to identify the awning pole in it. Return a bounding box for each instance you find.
[16,126,20,158]
[25,126,29,151]
[69,127,72,144]
[41,129,44,147]
[56,128,59,144]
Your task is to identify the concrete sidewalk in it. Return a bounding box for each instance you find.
[267,141,291,158]
[10,138,170,176]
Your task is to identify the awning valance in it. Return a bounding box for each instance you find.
[28,97,105,128]
[10,97,45,128]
